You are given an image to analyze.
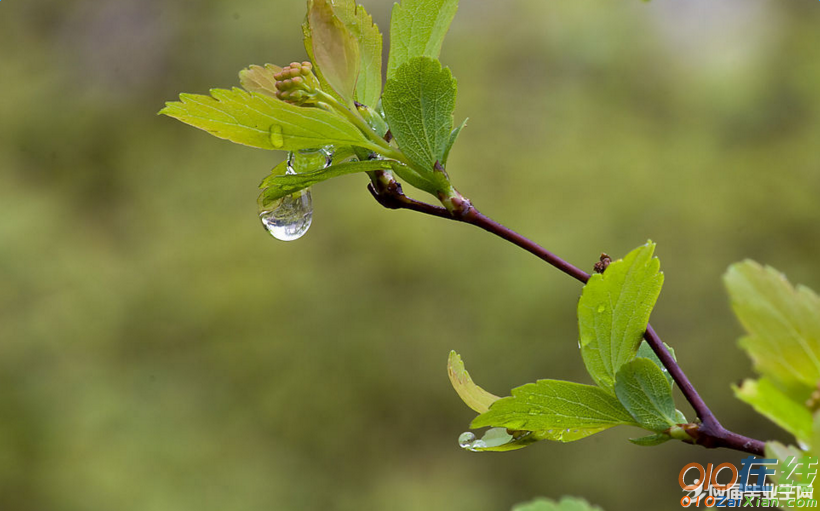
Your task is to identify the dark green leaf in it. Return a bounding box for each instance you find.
[387,0,458,79]
[382,57,457,177]
[471,379,638,438]
[614,358,677,432]
[635,340,675,385]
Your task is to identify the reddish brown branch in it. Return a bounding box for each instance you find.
[368,181,765,456]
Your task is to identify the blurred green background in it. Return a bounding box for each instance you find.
[1,0,819,509]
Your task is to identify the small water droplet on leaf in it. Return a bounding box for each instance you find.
[269,125,284,148]
[458,431,476,449]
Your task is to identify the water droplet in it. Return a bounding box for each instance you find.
[258,148,333,241]
[597,304,606,313]
[259,191,313,241]
[269,125,284,148]
[458,432,476,449]
[288,146,333,173]
[457,431,489,451]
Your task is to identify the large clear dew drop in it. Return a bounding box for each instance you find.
[259,147,333,242]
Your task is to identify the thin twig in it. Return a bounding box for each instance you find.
[368,181,766,456]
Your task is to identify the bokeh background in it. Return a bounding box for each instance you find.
[2,0,819,509]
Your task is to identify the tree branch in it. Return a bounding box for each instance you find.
[368,181,766,456]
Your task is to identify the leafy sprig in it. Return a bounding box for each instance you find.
[160,0,819,506]
[450,243,691,452]
[161,0,466,211]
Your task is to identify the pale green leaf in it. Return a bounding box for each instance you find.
[239,64,282,98]
[447,351,500,414]
[259,161,289,189]
[471,379,638,436]
[442,118,467,167]
[259,160,392,206]
[629,432,671,447]
[766,441,805,486]
[304,0,360,103]
[614,358,677,432]
[458,427,541,452]
[734,377,813,443]
[388,161,449,197]
[578,242,664,391]
[725,261,820,399]
[512,497,604,511]
[331,146,358,164]
[814,415,820,496]
[356,103,389,138]
[160,88,377,152]
[331,0,383,107]
[463,424,616,452]
[382,57,456,175]
[387,0,458,79]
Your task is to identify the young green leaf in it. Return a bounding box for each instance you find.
[511,497,604,511]
[258,160,392,207]
[259,161,289,189]
[330,0,383,108]
[734,377,813,443]
[725,261,820,398]
[578,242,664,392]
[447,351,500,414]
[387,0,458,79]
[471,379,638,435]
[628,432,672,447]
[160,88,377,152]
[304,0,361,103]
[614,358,677,432]
[382,57,456,177]
[458,427,541,453]
[388,161,450,197]
[765,442,806,486]
[442,118,467,168]
[635,340,675,386]
[239,64,282,98]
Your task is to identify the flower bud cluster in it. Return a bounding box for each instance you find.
[274,62,322,105]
